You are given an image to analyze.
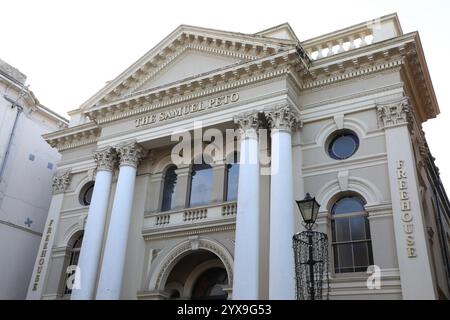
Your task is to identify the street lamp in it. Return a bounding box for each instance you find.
[293,193,329,300]
[295,193,320,230]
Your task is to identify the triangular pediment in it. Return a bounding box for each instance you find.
[79,24,297,111]
[131,49,243,94]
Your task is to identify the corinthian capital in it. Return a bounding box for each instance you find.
[93,146,117,172]
[234,111,260,139]
[377,99,412,128]
[116,141,146,168]
[52,170,71,195]
[265,104,299,132]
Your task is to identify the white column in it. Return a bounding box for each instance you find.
[232,112,260,300]
[378,100,436,299]
[96,141,145,300]
[71,147,116,300]
[26,171,71,300]
[266,105,298,300]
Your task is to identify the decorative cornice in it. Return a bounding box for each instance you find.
[52,170,71,195]
[377,98,411,129]
[84,49,299,124]
[93,146,117,172]
[44,122,100,152]
[265,103,299,132]
[80,26,295,110]
[116,141,147,168]
[233,111,260,139]
[143,223,236,241]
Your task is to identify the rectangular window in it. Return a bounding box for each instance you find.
[47,162,54,170]
[28,154,35,161]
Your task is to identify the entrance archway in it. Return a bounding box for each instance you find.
[164,250,229,300]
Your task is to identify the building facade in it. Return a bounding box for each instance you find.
[0,59,68,299]
[27,14,450,300]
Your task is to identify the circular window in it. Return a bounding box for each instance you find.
[328,130,359,160]
[79,182,94,206]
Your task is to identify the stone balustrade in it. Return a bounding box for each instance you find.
[222,202,237,216]
[144,201,237,230]
[302,25,374,60]
[183,208,207,222]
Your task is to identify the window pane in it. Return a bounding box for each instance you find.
[328,131,359,160]
[350,216,367,241]
[332,196,365,215]
[336,243,353,271]
[190,163,213,207]
[226,163,239,202]
[161,166,177,212]
[353,242,371,270]
[84,185,94,205]
[334,218,351,242]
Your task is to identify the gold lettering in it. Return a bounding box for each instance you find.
[406,235,415,246]
[32,283,37,291]
[401,211,413,223]
[230,92,239,102]
[407,247,417,258]
[398,179,407,190]
[399,190,409,200]
[397,169,407,179]
[396,160,405,170]
[134,93,240,127]
[403,223,414,234]
[400,200,411,211]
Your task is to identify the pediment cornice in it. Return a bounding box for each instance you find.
[79,25,298,112]
[83,48,305,124]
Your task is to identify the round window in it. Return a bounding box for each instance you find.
[328,130,359,160]
[80,182,94,206]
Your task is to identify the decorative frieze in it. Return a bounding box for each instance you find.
[52,170,72,195]
[265,104,299,132]
[233,111,260,139]
[377,99,411,128]
[93,146,117,172]
[116,141,147,168]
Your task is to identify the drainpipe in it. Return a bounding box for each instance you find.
[0,92,25,183]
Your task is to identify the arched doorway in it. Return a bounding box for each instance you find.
[164,250,229,300]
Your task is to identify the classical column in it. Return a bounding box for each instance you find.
[27,170,71,300]
[232,112,261,300]
[71,147,116,300]
[265,105,298,300]
[96,141,146,300]
[378,99,436,299]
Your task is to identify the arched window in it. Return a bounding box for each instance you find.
[64,233,83,295]
[226,152,239,202]
[331,195,373,273]
[189,161,214,207]
[79,182,94,206]
[161,165,177,212]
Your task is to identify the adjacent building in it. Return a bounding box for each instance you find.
[0,59,68,299]
[27,13,450,300]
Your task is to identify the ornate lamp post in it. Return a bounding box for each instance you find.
[293,193,329,300]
